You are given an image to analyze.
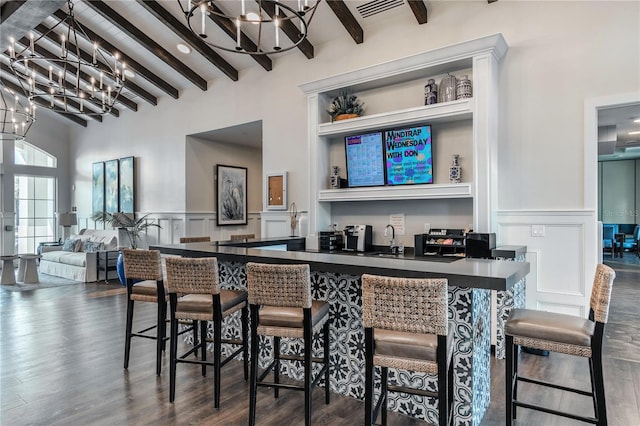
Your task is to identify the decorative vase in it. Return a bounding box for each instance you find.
[330,166,341,189]
[438,74,457,103]
[116,251,126,287]
[424,78,438,105]
[449,154,461,184]
[335,113,359,121]
[456,75,472,99]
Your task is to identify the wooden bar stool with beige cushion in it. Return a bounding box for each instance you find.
[123,249,168,376]
[246,262,330,426]
[164,256,248,408]
[362,274,453,426]
[179,236,211,243]
[505,264,616,425]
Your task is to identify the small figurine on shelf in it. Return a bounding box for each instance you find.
[424,78,438,105]
[330,166,341,189]
[439,73,457,103]
[456,75,472,99]
[449,154,461,183]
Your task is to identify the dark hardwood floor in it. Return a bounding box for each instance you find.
[1,262,639,425]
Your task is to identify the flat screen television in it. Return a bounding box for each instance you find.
[384,124,433,185]
[344,132,385,188]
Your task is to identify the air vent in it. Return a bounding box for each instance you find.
[357,0,405,19]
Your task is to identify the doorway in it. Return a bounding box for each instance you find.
[14,175,56,254]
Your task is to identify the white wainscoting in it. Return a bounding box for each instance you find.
[497,209,598,317]
[260,210,308,239]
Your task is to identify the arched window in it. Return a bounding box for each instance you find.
[15,140,57,168]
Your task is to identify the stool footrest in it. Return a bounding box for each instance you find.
[513,399,598,424]
[518,375,593,397]
[387,384,438,398]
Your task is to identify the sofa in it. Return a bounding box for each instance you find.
[603,223,639,256]
[39,229,120,282]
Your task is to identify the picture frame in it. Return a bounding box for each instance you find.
[92,162,105,215]
[264,171,287,210]
[216,164,247,226]
[119,156,135,213]
[104,159,119,213]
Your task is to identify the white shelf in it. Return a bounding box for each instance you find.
[318,183,472,202]
[318,99,472,138]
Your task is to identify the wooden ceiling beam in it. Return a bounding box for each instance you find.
[52,9,179,100]
[407,0,428,24]
[136,0,238,81]
[34,24,147,110]
[206,2,272,71]
[1,69,89,127]
[325,0,363,44]
[257,0,314,59]
[83,0,208,90]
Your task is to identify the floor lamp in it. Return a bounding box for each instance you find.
[57,213,77,241]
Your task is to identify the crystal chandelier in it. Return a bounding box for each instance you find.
[0,84,35,141]
[178,0,321,55]
[8,0,124,116]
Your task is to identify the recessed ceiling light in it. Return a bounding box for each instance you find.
[123,69,135,79]
[629,131,640,135]
[177,43,191,54]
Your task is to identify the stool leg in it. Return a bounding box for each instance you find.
[169,296,178,402]
[324,320,330,404]
[364,328,375,426]
[505,335,514,425]
[192,320,198,358]
[304,322,312,426]
[156,302,164,376]
[437,336,448,426]
[124,298,134,370]
[381,366,388,426]
[214,316,222,409]
[592,352,608,425]
[242,305,249,381]
[200,321,208,376]
[274,336,281,398]
[249,306,260,426]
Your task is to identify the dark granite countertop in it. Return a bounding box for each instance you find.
[151,239,529,291]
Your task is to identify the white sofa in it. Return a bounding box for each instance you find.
[40,229,120,282]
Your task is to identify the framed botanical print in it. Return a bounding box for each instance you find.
[104,159,119,213]
[92,162,105,214]
[119,156,135,213]
[216,164,247,226]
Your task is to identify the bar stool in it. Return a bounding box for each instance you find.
[122,249,168,376]
[505,264,616,425]
[0,255,17,285]
[246,262,330,426]
[361,274,453,426]
[164,256,248,408]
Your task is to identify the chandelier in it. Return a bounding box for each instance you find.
[178,0,321,55]
[0,84,35,140]
[8,0,124,116]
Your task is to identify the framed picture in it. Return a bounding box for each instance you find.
[104,159,119,213]
[216,164,247,226]
[265,171,287,210]
[92,162,105,214]
[119,156,135,213]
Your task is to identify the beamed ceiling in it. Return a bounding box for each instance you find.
[0,0,498,128]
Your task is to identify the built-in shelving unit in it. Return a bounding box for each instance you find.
[300,34,508,239]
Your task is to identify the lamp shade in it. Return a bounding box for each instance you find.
[57,212,77,227]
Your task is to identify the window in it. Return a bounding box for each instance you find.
[15,140,57,168]
[15,175,56,254]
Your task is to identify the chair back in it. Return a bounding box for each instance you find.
[122,249,162,281]
[589,264,616,324]
[164,257,219,295]
[634,225,640,241]
[179,236,211,243]
[246,262,311,308]
[602,224,615,242]
[230,234,255,241]
[361,274,448,336]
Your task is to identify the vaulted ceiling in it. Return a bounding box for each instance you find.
[0,0,448,127]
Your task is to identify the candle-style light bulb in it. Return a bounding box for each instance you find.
[29,32,35,55]
[236,18,241,50]
[9,37,15,59]
[49,65,53,84]
[121,62,126,82]
[108,86,112,104]
[58,70,63,88]
[61,34,66,58]
[200,4,206,37]
[241,0,245,16]
[79,92,84,112]
[100,71,103,90]
[274,18,280,50]
[93,42,98,64]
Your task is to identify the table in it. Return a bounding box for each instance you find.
[18,254,41,284]
[0,255,18,285]
[96,250,120,282]
[614,233,626,258]
[152,241,529,426]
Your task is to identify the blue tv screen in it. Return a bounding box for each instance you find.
[384,125,433,185]
[345,132,385,188]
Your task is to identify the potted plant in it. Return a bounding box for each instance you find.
[92,211,162,286]
[327,90,364,121]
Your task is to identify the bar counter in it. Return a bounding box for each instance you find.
[151,238,529,426]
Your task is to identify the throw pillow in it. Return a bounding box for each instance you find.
[62,239,78,252]
[82,240,104,253]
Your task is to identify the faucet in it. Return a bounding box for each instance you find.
[384,224,397,254]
